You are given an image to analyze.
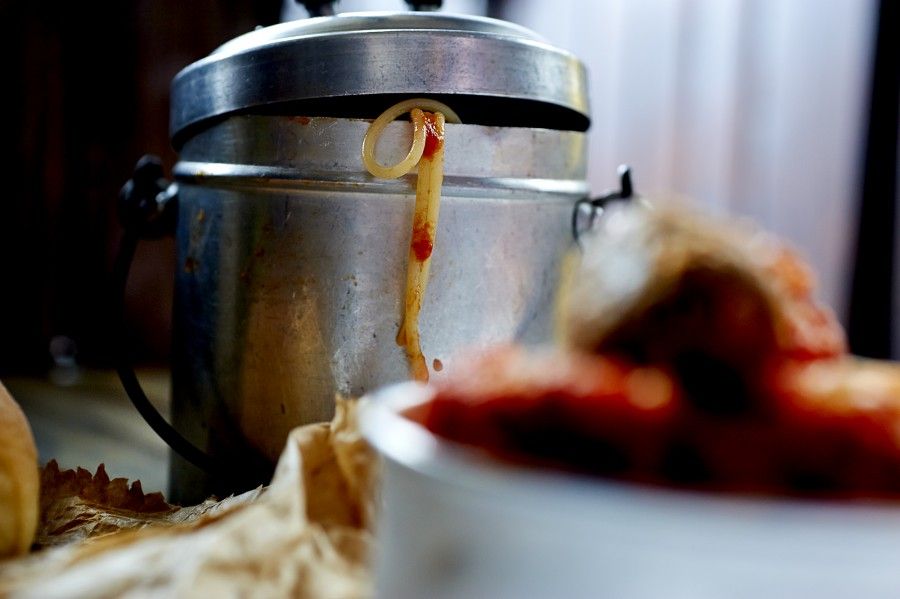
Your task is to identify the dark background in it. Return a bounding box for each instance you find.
[0,0,281,373]
[847,0,900,359]
[0,0,897,375]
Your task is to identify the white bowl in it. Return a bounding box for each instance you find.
[360,382,900,599]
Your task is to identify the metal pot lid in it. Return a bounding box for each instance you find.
[170,12,590,146]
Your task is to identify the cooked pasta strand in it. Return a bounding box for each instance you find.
[361,98,460,179]
[362,100,457,382]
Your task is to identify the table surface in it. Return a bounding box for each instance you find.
[4,368,171,496]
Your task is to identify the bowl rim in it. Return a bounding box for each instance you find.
[359,380,900,521]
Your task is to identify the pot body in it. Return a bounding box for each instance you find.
[169,115,586,502]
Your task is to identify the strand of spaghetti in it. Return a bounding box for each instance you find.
[363,108,426,178]
[362,100,458,382]
[396,110,446,381]
[361,98,460,178]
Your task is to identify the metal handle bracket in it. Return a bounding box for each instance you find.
[572,164,635,245]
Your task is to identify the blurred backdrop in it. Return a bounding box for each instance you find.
[1,0,897,376]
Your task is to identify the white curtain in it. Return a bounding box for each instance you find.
[503,0,876,319]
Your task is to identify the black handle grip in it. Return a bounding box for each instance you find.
[572,164,635,244]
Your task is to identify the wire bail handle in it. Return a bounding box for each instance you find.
[116,156,275,494]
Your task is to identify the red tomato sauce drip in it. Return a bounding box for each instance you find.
[411,220,433,261]
[422,112,443,159]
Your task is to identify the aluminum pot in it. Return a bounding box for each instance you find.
[121,12,591,503]
[361,382,900,599]
[169,114,586,502]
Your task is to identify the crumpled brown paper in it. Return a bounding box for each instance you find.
[33,459,254,550]
[0,398,376,598]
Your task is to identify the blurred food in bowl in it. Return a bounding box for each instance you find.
[411,202,900,498]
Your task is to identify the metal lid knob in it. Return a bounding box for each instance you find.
[299,0,337,17]
[406,0,442,10]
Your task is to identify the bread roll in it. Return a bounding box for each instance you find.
[0,381,38,556]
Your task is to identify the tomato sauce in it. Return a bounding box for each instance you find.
[411,220,433,262]
[422,112,443,159]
